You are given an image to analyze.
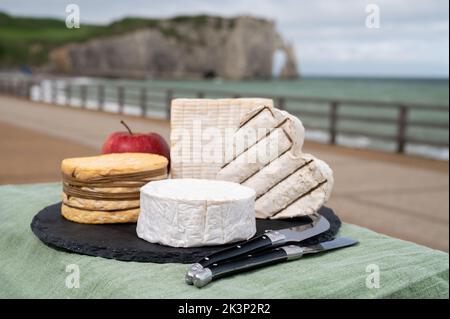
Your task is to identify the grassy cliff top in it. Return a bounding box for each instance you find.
[0,12,266,67]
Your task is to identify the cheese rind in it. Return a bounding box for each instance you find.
[255,155,334,218]
[243,152,310,198]
[62,192,140,211]
[170,98,274,179]
[215,106,333,219]
[61,204,139,224]
[271,156,334,219]
[61,153,168,181]
[226,106,280,163]
[137,179,256,247]
[217,124,292,183]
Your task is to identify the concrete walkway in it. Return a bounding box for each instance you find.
[1,95,448,251]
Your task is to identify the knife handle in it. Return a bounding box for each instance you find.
[192,246,304,288]
[185,231,286,285]
[198,232,285,267]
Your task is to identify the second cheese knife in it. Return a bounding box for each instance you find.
[185,214,330,284]
[192,237,359,288]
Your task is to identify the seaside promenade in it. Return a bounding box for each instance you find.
[0,95,448,252]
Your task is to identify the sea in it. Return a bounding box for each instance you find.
[32,76,449,160]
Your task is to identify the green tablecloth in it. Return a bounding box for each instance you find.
[0,183,448,299]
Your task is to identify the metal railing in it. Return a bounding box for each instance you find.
[0,76,448,155]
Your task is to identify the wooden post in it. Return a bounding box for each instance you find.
[396,105,408,153]
[117,86,124,113]
[277,97,286,110]
[18,80,24,97]
[65,83,72,106]
[80,85,87,108]
[329,102,338,145]
[16,80,21,97]
[166,89,173,119]
[16,80,23,97]
[140,87,147,117]
[20,81,26,97]
[98,85,105,111]
[25,81,32,99]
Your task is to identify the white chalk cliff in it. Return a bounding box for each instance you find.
[50,16,299,79]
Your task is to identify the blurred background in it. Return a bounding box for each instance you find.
[0,0,448,251]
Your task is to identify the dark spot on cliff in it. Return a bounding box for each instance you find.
[152,52,177,76]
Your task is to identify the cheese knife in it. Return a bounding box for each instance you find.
[185,214,330,284]
[191,237,358,288]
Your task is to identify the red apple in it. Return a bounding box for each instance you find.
[102,121,170,162]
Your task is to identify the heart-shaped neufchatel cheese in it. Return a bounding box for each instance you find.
[216,106,334,219]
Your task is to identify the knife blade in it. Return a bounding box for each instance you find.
[300,237,358,254]
[185,214,330,284]
[192,237,358,288]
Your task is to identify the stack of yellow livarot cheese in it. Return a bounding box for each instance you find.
[61,153,168,224]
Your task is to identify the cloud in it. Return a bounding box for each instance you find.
[0,0,448,77]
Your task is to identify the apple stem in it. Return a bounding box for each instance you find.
[120,120,133,135]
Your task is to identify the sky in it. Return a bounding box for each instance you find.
[0,0,448,78]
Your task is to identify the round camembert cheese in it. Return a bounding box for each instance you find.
[137,179,256,247]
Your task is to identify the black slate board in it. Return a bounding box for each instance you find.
[31,202,341,264]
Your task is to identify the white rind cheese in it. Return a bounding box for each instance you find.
[215,107,334,219]
[137,179,256,247]
[242,151,310,198]
[255,154,334,219]
[217,124,293,183]
[170,98,274,179]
